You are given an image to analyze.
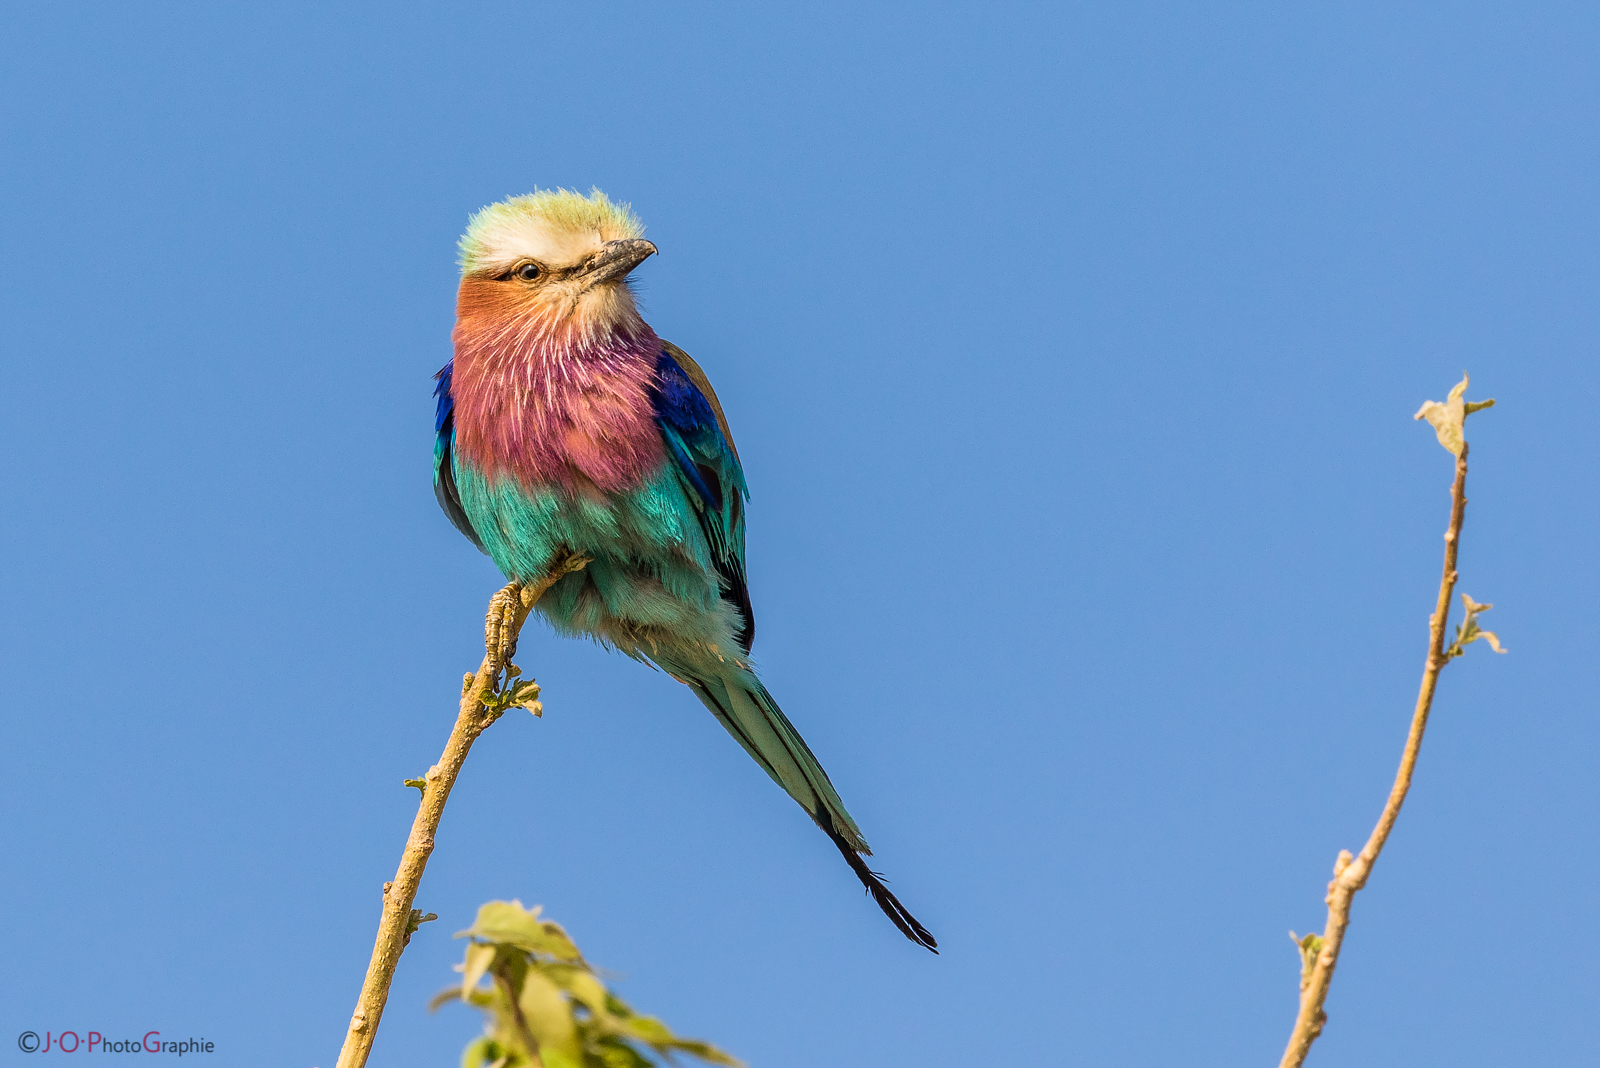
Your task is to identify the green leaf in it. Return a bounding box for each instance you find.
[406,909,439,940]
[1445,593,1509,660]
[616,1014,675,1046]
[1414,373,1494,457]
[609,1012,742,1065]
[461,1036,515,1068]
[434,986,497,1013]
[593,1037,653,1068]
[543,963,610,1019]
[462,942,496,998]
[441,901,742,1068]
[457,900,583,961]
[665,1039,743,1066]
[1291,930,1325,984]
[507,679,543,717]
[518,967,583,1065]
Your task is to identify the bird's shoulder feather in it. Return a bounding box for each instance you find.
[661,340,740,462]
[652,341,754,651]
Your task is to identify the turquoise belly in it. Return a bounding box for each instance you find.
[453,459,739,654]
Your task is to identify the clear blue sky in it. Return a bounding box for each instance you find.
[3,4,1595,1065]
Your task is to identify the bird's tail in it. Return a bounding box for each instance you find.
[674,662,938,953]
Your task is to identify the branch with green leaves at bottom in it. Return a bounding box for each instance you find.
[1278,375,1504,1068]
[334,551,592,1068]
[434,900,743,1068]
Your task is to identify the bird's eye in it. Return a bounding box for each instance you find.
[516,263,541,281]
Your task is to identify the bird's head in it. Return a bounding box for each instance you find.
[455,188,657,343]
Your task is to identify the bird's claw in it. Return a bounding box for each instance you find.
[488,554,592,665]
[558,551,594,574]
[486,582,522,663]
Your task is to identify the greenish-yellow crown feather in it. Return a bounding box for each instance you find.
[458,188,645,275]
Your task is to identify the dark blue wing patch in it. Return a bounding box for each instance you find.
[651,349,754,652]
[433,361,485,551]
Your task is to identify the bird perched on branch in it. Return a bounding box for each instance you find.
[432,189,936,951]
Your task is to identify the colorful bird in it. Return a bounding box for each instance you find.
[433,189,936,951]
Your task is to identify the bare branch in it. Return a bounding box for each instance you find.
[1278,377,1497,1067]
[334,552,591,1068]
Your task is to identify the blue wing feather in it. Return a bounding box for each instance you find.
[432,361,486,551]
[651,347,754,651]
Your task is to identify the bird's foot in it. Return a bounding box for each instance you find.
[485,555,592,674]
[485,582,523,664]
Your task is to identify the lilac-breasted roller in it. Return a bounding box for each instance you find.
[432,189,936,951]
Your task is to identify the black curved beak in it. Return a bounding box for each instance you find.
[580,238,658,288]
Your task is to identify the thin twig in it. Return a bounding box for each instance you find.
[1277,448,1470,1068]
[335,553,590,1068]
[496,969,547,1068]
